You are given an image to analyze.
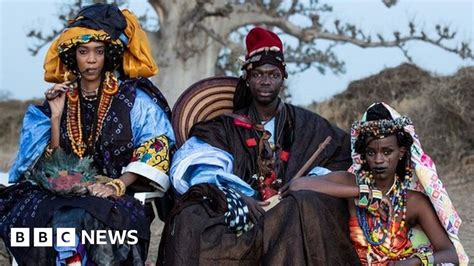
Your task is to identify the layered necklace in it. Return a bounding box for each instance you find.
[66,72,119,158]
[357,168,413,262]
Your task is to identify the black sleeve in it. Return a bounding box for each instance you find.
[323,128,352,171]
[189,116,232,153]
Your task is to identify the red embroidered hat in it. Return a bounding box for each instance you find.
[246,27,283,58]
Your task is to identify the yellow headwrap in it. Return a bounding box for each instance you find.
[43,9,158,83]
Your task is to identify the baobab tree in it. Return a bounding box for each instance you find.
[28,0,473,105]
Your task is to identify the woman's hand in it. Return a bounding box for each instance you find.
[239,193,269,223]
[45,83,69,118]
[87,183,117,198]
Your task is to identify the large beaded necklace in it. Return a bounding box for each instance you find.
[357,167,413,262]
[66,72,118,158]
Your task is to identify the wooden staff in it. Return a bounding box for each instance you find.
[263,136,333,211]
[294,136,332,178]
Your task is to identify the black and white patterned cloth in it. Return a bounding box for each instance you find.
[219,186,252,234]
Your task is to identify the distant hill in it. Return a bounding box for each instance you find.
[308,63,474,184]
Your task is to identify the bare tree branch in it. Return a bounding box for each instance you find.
[288,0,298,15]
[219,2,472,61]
[268,0,283,12]
[382,0,398,8]
[195,24,241,52]
[27,0,82,55]
[148,0,167,26]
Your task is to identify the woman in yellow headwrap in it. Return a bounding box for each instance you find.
[1,3,175,265]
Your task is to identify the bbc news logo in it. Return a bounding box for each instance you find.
[11,228,138,247]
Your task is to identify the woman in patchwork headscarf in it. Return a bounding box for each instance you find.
[281,102,467,265]
[1,3,175,265]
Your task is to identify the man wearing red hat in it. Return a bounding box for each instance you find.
[159,27,359,264]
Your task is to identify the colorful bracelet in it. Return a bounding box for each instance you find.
[358,184,370,208]
[426,253,434,265]
[426,254,434,266]
[368,189,382,213]
[413,253,428,266]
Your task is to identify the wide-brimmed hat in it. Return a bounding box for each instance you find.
[172,77,238,147]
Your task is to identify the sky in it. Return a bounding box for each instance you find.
[0,0,473,106]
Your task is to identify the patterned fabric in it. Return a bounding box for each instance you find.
[130,135,170,173]
[219,186,251,234]
[135,77,172,120]
[349,217,415,265]
[59,81,134,179]
[349,102,468,265]
[58,32,122,54]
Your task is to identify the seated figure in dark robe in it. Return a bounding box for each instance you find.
[158,27,360,265]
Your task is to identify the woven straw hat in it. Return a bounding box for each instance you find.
[172,76,239,147]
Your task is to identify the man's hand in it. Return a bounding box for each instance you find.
[239,193,269,223]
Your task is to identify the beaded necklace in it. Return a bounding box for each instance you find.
[66,72,119,158]
[357,167,413,261]
[81,87,99,101]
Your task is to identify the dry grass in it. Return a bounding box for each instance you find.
[0,99,42,172]
[308,63,474,184]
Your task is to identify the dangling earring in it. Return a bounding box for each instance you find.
[103,71,119,95]
[63,71,71,82]
[245,81,250,87]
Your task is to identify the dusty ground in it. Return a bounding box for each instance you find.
[446,181,474,260]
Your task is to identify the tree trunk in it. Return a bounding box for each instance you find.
[150,33,221,106]
[146,0,229,107]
